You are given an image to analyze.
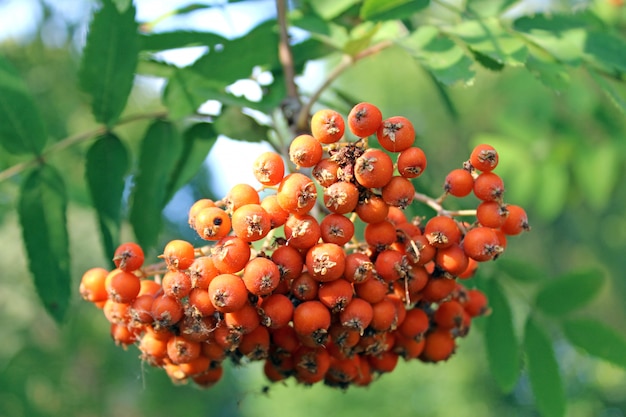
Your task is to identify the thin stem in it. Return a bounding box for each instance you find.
[0,110,168,183]
[413,191,476,218]
[276,0,300,103]
[295,40,394,132]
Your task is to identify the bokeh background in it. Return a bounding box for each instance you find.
[1,1,626,416]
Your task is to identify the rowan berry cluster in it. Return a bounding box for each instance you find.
[79,102,529,389]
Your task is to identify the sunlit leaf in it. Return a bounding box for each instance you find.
[308,0,360,20]
[129,120,182,250]
[18,164,70,323]
[583,31,626,74]
[166,123,217,200]
[79,0,139,126]
[524,317,566,417]
[485,279,520,392]
[403,26,475,86]
[343,23,381,56]
[535,269,605,316]
[562,318,626,369]
[85,133,130,264]
[534,159,568,221]
[360,0,429,21]
[214,107,269,142]
[139,31,227,51]
[0,55,47,155]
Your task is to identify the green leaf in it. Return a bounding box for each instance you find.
[214,107,269,142]
[139,31,227,51]
[85,134,130,264]
[343,23,381,56]
[485,279,521,392]
[445,17,527,65]
[18,164,70,323]
[583,32,626,74]
[191,21,279,84]
[78,0,139,126]
[165,123,217,200]
[524,317,566,417]
[129,120,182,250]
[498,258,544,283]
[360,0,429,21]
[403,26,475,86]
[470,49,505,71]
[525,54,570,92]
[535,269,605,317]
[562,318,626,369]
[308,0,360,20]
[588,69,626,114]
[0,55,47,155]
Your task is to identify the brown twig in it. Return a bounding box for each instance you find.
[413,191,477,217]
[276,0,302,127]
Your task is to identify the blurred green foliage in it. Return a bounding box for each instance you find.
[1,1,626,417]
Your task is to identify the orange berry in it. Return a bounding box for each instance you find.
[161,270,192,299]
[312,158,340,187]
[231,203,271,242]
[344,252,374,284]
[354,276,388,304]
[242,256,281,296]
[421,277,457,303]
[354,148,394,188]
[473,171,505,201]
[462,226,503,261]
[167,335,201,364]
[188,199,216,227]
[355,194,389,224]
[375,249,408,282]
[105,269,141,304]
[305,242,346,282]
[290,272,319,301]
[434,300,466,330]
[463,288,490,317]
[470,144,498,172]
[253,151,285,186]
[311,109,345,144]
[271,244,304,282]
[444,168,474,197]
[277,173,318,215]
[424,215,461,249]
[113,242,144,272]
[364,220,396,248]
[318,278,353,313]
[320,213,354,246]
[293,301,331,345]
[501,204,530,235]
[238,324,270,360]
[188,288,217,316]
[208,273,249,313]
[370,297,398,332]
[436,244,470,276]
[323,181,359,214]
[398,308,429,340]
[376,116,415,152]
[397,146,427,178]
[211,236,251,274]
[194,207,231,240]
[347,102,383,137]
[79,267,109,303]
[224,183,260,212]
[260,194,289,228]
[224,303,260,334]
[293,345,331,384]
[381,176,415,209]
[289,134,323,168]
[162,239,196,271]
[187,256,219,289]
[284,213,321,250]
[421,329,455,362]
[259,293,294,329]
[476,200,508,228]
[151,294,184,328]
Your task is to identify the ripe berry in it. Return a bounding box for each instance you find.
[224,183,260,212]
[253,151,285,186]
[105,269,141,304]
[271,244,304,282]
[463,288,490,317]
[224,303,261,334]
[113,242,144,272]
[305,242,346,282]
[381,176,415,209]
[424,216,462,249]
[208,273,249,313]
[320,213,355,246]
[277,173,318,215]
[284,213,321,250]
[162,239,196,271]
[398,308,429,340]
[80,267,109,303]
[500,204,530,235]
[259,293,294,329]
[289,134,323,168]
[435,244,469,276]
[293,301,331,345]
[344,252,374,284]
[211,236,251,274]
[376,116,415,152]
[355,194,389,224]
[470,144,498,172]
[347,102,383,137]
[260,194,290,228]
[151,294,184,328]
[434,300,466,330]
[188,199,216,227]
[397,147,427,178]
[462,227,503,261]
[161,270,192,299]
[364,220,396,248]
[323,181,359,214]
[476,200,508,228]
[354,148,394,189]
[311,109,345,144]
[473,171,505,201]
[421,329,455,362]
[242,256,281,296]
[318,278,353,313]
[194,207,231,240]
[444,169,474,197]
[231,203,271,242]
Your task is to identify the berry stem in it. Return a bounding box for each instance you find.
[0,110,168,183]
[413,191,477,218]
[295,40,394,132]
